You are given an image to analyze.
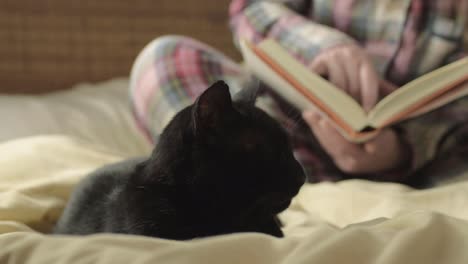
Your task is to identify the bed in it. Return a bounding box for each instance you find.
[1,1,468,263]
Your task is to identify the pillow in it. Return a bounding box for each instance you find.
[0,78,152,156]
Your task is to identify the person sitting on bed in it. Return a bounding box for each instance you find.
[129,0,468,187]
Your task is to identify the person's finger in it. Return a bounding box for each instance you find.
[359,62,379,112]
[303,86,375,173]
[341,55,361,103]
[310,118,362,159]
[323,56,348,92]
[362,129,404,172]
[379,79,398,98]
[314,121,366,172]
[364,141,377,154]
[302,110,321,128]
[364,136,382,155]
[311,54,348,92]
[310,57,328,77]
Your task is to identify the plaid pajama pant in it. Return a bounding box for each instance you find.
[130,36,248,143]
[129,35,345,182]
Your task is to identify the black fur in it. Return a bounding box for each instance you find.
[53,81,305,239]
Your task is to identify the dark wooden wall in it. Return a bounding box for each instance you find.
[0,0,240,93]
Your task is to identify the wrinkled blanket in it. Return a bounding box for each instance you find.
[1,135,468,264]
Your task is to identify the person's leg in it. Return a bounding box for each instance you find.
[128,35,335,183]
[129,35,249,143]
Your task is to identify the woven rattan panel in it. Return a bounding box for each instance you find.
[0,0,240,93]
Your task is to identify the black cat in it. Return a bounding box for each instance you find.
[53,80,305,239]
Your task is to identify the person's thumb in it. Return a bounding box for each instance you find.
[302,111,322,128]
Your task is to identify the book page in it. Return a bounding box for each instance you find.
[368,57,468,127]
[253,39,369,132]
[385,81,468,125]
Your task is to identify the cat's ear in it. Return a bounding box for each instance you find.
[192,80,234,133]
[232,79,259,105]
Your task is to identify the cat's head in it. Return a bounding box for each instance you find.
[148,80,305,218]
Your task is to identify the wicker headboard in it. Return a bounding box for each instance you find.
[0,0,240,93]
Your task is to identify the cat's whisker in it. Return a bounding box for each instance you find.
[281,106,303,132]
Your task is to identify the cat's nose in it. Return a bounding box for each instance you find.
[289,152,306,183]
[297,171,306,186]
[292,163,306,191]
[283,173,305,199]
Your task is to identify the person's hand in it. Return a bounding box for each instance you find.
[302,111,408,174]
[310,44,380,111]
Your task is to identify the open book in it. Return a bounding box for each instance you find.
[239,38,468,142]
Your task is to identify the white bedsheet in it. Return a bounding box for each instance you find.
[1,80,468,263]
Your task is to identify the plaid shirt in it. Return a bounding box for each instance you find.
[229,0,467,84]
[229,0,468,184]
